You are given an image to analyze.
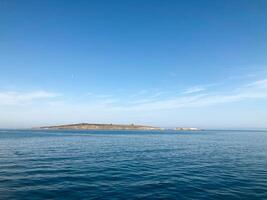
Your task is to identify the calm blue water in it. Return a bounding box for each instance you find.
[0,130,267,200]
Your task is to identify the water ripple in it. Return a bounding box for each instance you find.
[0,130,267,199]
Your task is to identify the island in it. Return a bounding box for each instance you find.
[40,123,163,130]
[39,123,201,131]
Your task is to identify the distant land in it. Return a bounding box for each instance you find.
[40,123,162,130]
[40,123,201,131]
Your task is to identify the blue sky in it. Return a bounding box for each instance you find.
[1,0,267,129]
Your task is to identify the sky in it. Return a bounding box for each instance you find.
[1,0,267,129]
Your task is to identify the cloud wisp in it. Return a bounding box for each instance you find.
[115,78,267,111]
[183,86,206,94]
[0,91,59,106]
[1,78,267,113]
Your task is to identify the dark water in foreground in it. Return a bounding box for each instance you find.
[0,130,267,200]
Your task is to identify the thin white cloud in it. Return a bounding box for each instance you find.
[86,92,113,99]
[73,78,267,112]
[129,89,148,98]
[130,91,167,104]
[0,91,59,106]
[183,86,206,94]
[248,78,267,88]
[114,78,267,111]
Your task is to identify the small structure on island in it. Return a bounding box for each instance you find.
[175,127,201,131]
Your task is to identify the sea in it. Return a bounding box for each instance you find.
[0,130,267,200]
